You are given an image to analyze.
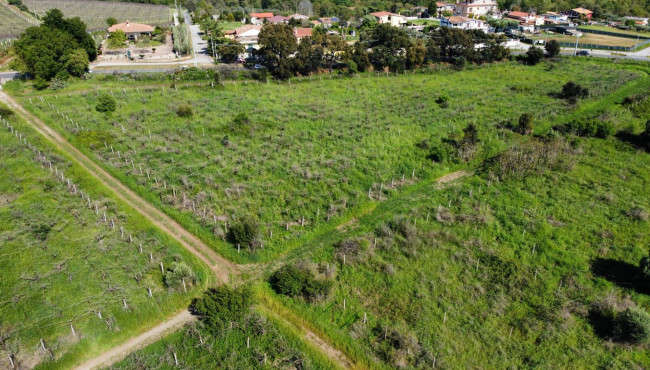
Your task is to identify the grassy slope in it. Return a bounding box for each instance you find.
[9,59,640,265]
[262,66,650,368]
[0,104,211,369]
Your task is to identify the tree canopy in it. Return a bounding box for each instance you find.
[12,9,95,83]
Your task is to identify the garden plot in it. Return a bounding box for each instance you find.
[0,106,208,369]
[20,60,639,263]
[0,3,33,39]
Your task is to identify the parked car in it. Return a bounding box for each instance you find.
[576,50,590,56]
[254,64,264,69]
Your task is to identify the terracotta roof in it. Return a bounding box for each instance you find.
[507,11,530,18]
[250,12,274,18]
[293,27,312,38]
[370,11,394,17]
[447,16,473,23]
[234,25,262,35]
[456,2,496,6]
[572,7,593,14]
[436,2,451,6]
[267,15,289,22]
[108,21,154,33]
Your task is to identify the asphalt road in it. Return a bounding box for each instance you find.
[185,12,214,66]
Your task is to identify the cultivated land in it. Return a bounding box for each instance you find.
[22,0,172,29]
[8,60,639,265]
[580,25,650,38]
[3,58,650,368]
[111,301,337,369]
[0,3,32,38]
[534,32,642,47]
[0,102,210,369]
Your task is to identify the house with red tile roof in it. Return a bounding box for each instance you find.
[250,12,274,25]
[293,27,312,41]
[107,20,154,40]
[455,0,497,17]
[267,15,289,24]
[370,11,407,27]
[568,8,593,20]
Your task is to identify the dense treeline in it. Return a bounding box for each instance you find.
[257,23,510,80]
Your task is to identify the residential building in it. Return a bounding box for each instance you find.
[250,12,274,25]
[625,17,648,26]
[107,20,154,40]
[440,16,487,30]
[455,0,497,17]
[568,8,593,20]
[436,2,456,16]
[506,11,545,26]
[225,25,263,51]
[289,14,310,21]
[318,17,340,28]
[293,27,312,42]
[267,15,289,24]
[369,12,407,27]
[541,12,569,24]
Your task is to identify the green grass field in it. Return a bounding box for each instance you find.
[8,60,640,265]
[580,25,650,38]
[0,104,210,369]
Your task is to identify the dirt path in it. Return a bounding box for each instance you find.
[73,310,195,370]
[0,91,235,283]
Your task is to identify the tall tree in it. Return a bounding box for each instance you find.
[258,24,298,79]
[365,24,412,71]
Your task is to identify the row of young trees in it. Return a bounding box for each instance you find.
[11,9,96,86]
[257,23,512,80]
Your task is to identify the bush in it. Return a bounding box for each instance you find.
[231,112,252,135]
[640,250,650,283]
[164,262,196,289]
[525,46,544,65]
[559,81,589,104]
[95,93,116,113]
[518,113,534,134]
[545,40,560,58]
[190,286,252,332]
[229,216,259,247]
[615,308,650,344]
[270,264,332,301]
[564,118,614,138]
[34,77,49,90]
[176,104,193,117]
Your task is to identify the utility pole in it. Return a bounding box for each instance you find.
[574,33,581,55]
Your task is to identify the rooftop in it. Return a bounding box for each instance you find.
[107,21,154,33]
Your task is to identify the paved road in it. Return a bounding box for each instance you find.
[184,12,213,66]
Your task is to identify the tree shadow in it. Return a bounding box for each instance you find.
[587,308,615,340]
[615,131,650,153]
[591,258,649,295]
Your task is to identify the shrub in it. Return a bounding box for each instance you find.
[33,77,49,90]
[270,265,308,297]
[564,118,614,138]
[525,46,544,65]
[270,264,332,301]
[176,104,193,117]
[164,262,196,289]
[190,286,252,332]
[231,112,251,134]
[614,308,650,344]
[229,216,259,247]
[518,113,534,134]
[95,93,116,113]
[559,81,589,104]
[545,40,560,58]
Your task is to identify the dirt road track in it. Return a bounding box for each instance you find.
[73,310,195,370]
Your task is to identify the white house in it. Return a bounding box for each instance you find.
[225,25,262,52]
[369,12,408,27]
[455,0,497,17]
[440,16,487,30]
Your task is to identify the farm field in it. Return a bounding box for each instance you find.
[580,25,650,38]
[111,303,336,369]
[533,32,641,47]
[0,103,210,369]
[261,77,650,368]
[9,59,641,265]
[22,0,172,30]
[0,3,34,39]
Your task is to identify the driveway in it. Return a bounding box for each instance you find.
[184,12,214,66]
